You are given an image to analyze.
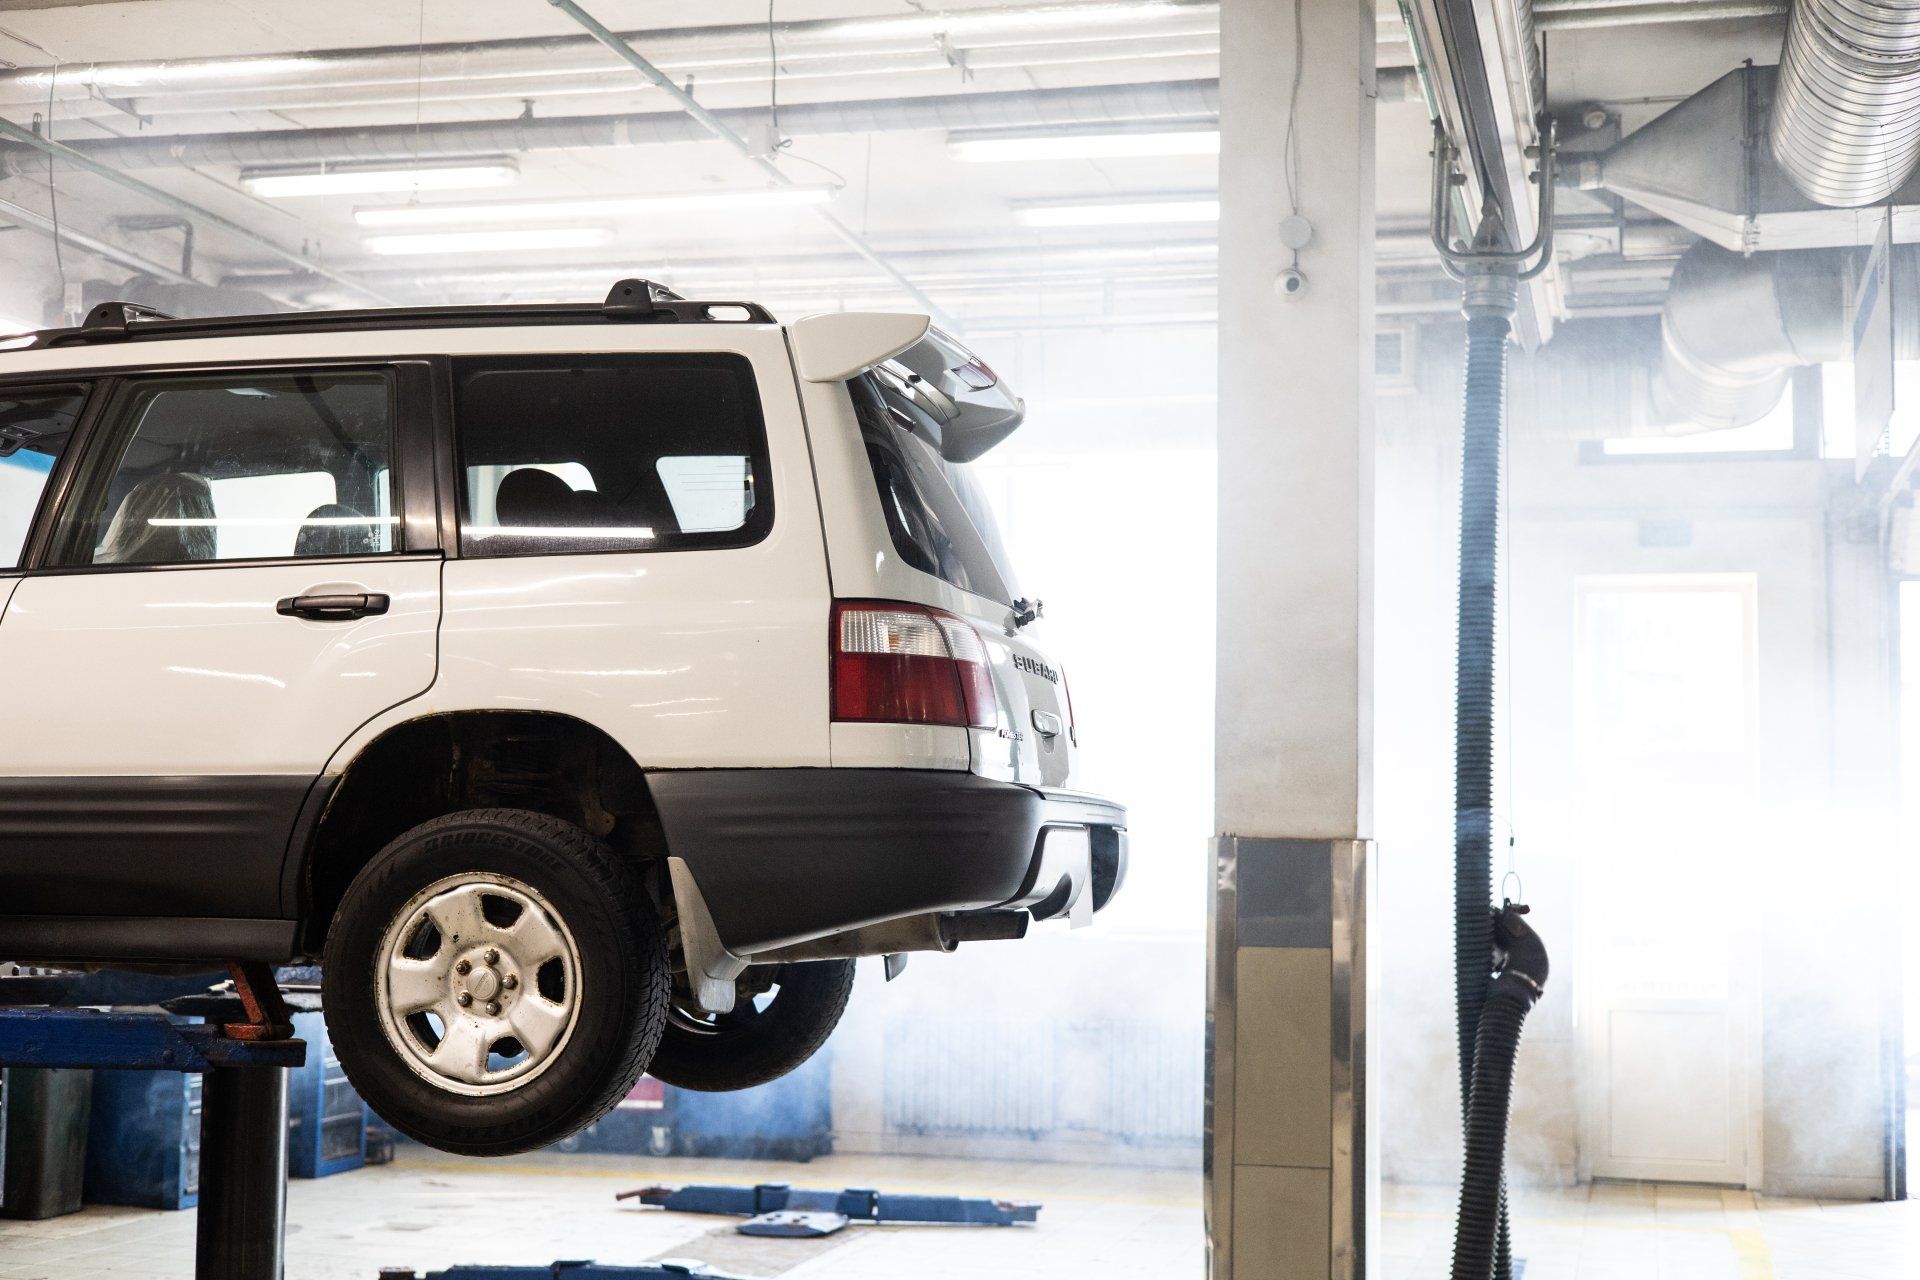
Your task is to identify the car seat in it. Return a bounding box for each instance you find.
[95,472,217,565]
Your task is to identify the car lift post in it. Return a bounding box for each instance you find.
[0,961,303,1280]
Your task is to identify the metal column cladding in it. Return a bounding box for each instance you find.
[1207,837,1373,1280]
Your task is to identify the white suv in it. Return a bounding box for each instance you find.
[0,283,1126,1155]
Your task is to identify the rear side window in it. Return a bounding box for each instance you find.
[0,385,87,569]
[850,372,1018,606]
[452,354,771,557]
[49,371,398,567]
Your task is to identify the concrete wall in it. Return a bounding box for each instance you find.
[1371,338,1901,1200]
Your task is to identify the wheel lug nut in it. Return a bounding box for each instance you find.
[503,974,519,990]
[485,1000,501,1016]
[484,948,499,966]
[455,959,472,975]
[456,992,473,1007]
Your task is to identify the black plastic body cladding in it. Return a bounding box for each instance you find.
[644,767,1126,953]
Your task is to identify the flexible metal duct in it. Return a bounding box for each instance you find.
[1771,0,1920,206]
[1657,240,1920,427]
[0,79,1217,174]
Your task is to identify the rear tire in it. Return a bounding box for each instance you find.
[646,959,855,1093]
[322,808,669,1156]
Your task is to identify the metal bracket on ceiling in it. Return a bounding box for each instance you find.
[90,88,150,128]
[1429,116,1559,284]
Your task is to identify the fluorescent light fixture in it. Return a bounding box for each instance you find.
[354,185,834,228]
[364,227,616,256]
[950,128,1219,162]
[1014,198,1219,228]
[242,161,519,198]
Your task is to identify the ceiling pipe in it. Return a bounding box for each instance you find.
[0,79,1219,174]
[8,37,1221,124]
[542,0,953,330]
[224,237,1223,293]
[1533,0,1787,28]
[1770,0,1920,206]
[0,3,1217,103]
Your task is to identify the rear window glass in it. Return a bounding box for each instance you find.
[850,371,1018,606]
[0,386,87,569]
[453,354,770,557]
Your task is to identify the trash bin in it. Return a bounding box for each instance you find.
[0,1067,92,1219]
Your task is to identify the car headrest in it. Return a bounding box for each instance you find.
[295,503,376,558]
[96,472,216,565]
[494,468,576,528]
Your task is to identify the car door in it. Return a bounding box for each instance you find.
[0,363,442,925]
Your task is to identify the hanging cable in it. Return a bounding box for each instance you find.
[5,24,70,318]
[42,94,69,320]
[767,0,780,139]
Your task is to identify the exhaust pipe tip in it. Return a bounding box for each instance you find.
[938,909,1030,947]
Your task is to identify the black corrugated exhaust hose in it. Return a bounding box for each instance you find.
[1454,308,1507,1126]
[1450,208,1534,1280]
[1450,904,1550,1280]
[1454,306,1511,1279]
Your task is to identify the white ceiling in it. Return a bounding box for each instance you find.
[0,0,1796,331]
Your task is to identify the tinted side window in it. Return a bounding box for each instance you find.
[51,372,398,568]
[453,354,771,558]
[850,372,1017,605]
[0,386,87,569]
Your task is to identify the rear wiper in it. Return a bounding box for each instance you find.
[1011,597,1044,629]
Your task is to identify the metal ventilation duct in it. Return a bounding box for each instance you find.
[1657,240,1920,428]
[1585,65,1920,252]
[1771,0,1920,206]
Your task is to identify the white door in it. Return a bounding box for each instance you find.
[1575,573,1758,1185]
[0,366,439,922]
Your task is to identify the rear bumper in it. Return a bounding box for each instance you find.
[645,768,1127,953]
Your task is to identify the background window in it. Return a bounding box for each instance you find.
[0,387,87,569]
[54,372,397,567]
[656,454,752,532]
[453,354,770,557]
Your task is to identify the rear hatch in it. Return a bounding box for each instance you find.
[848,342,1075,789]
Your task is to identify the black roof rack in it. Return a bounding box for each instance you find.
[26,278,773,349]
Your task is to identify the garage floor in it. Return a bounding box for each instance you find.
[0,1151,1912,1280]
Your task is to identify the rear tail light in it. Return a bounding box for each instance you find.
[833,600,999,729]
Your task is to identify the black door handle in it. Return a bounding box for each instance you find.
[276,592,390,621]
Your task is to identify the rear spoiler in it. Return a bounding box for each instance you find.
[788,312,1025,462]
[788,312,930,382]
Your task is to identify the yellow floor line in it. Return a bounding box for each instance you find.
[1728,1228,1779,1280]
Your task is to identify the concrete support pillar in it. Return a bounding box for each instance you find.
[1210,0,1377,1276]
